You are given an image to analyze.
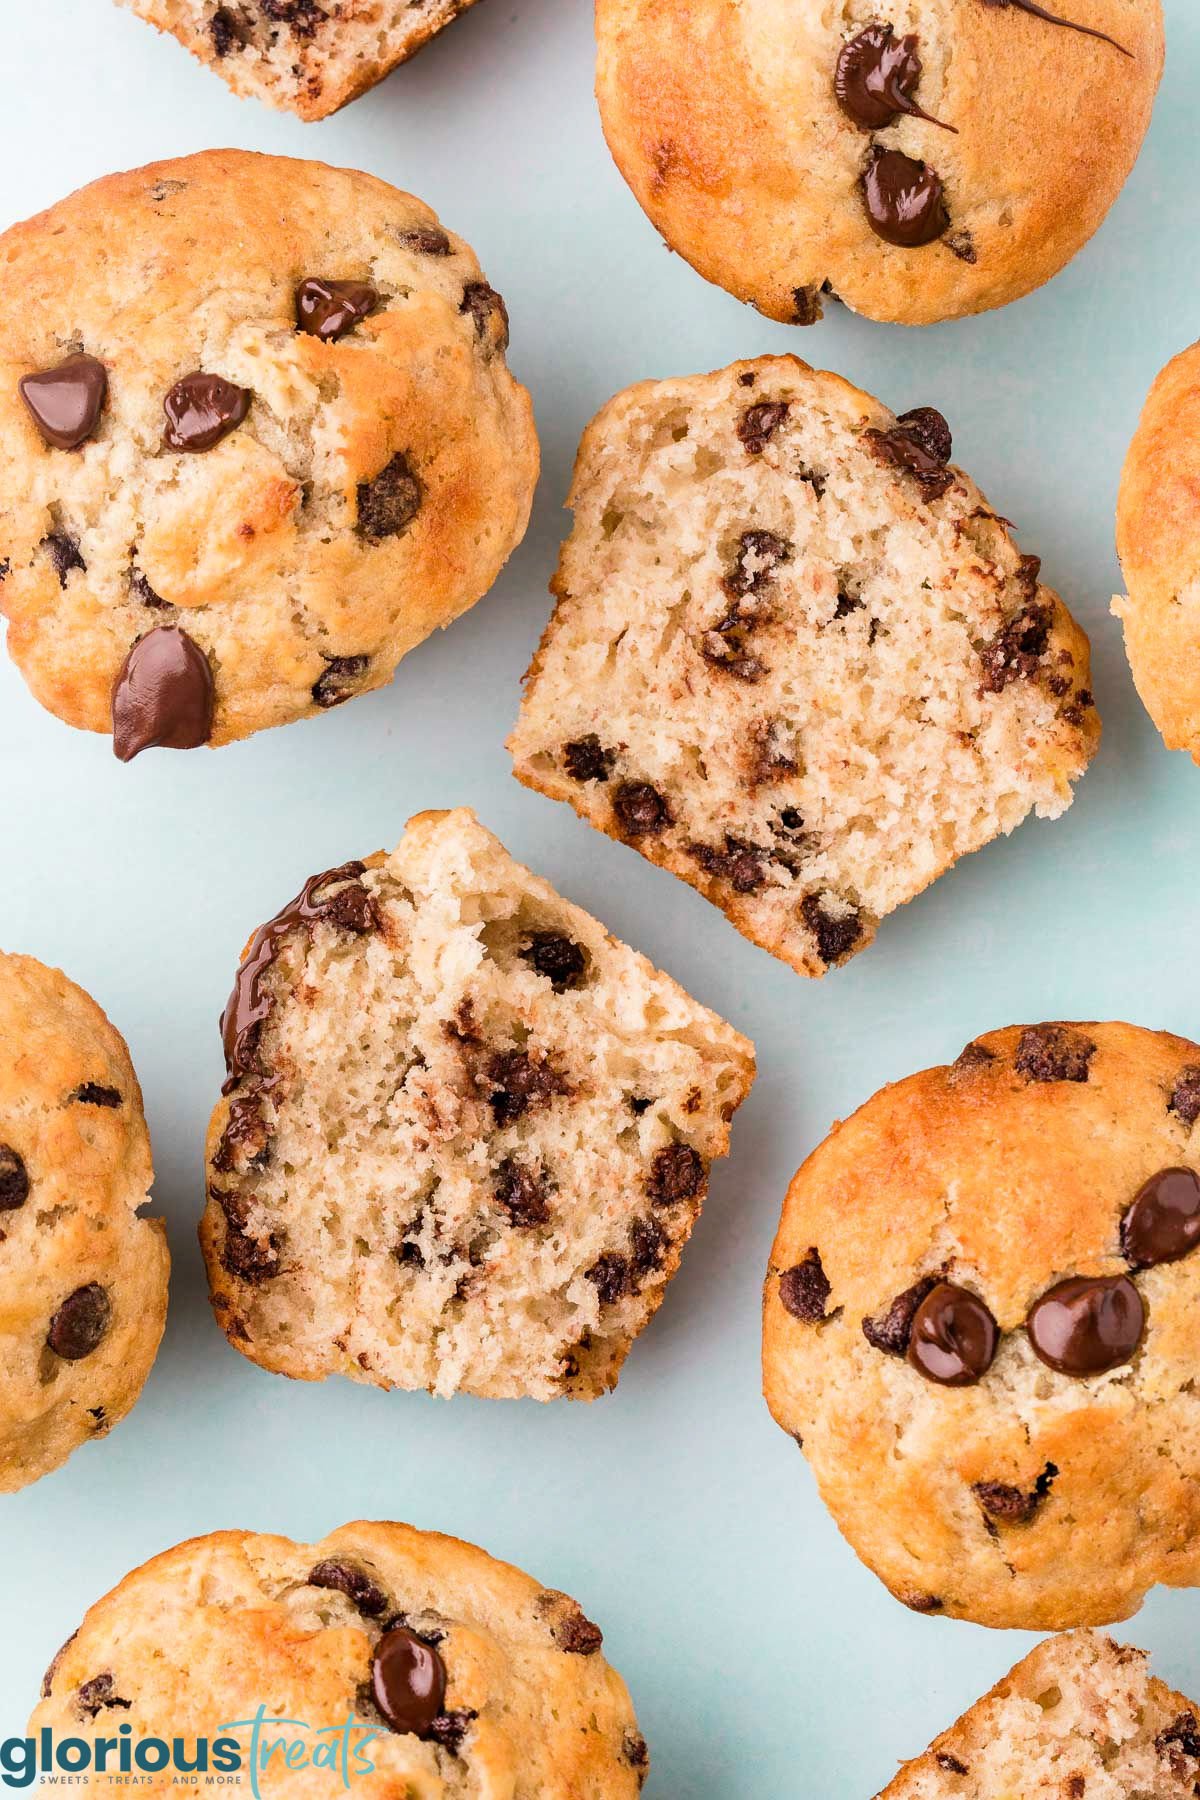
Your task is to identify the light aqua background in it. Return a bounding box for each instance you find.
[2,2,1199,1791]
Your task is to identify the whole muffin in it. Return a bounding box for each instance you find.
[203,809,754,1400]
[594,0,1164,327]
[763,1022,1200,1629]
[32,1520,649,1795]
[0,952,169,1492]
[0,150,538,758]
[1115,339,1200,761]
[510,356,1098,977]
[877,1630,1200,1797]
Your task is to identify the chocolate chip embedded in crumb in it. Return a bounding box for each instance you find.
[520,931,587,992]
[865,407,954,499]
[460,283,510,353]
[318,879,378,935]
[563,735,616,783]
[76,1673,131,1718]
[212,1093,271,1175]
[629,1216,667,1282]
[130,568,170,609]
[688,835,772,893]
[427,1710,477,1755]
[214,1188,281,1282]
[486,1049,568,1127]
[493,1157,551,1227]
[935,1753,969,1775]
[586,1252,631,1305]
[307,1558,389,1618]
[613,781,669,839]
[944,229,977,264]
[72,1083,121,1108]
[397,224,452,256]
[1015,1025,1096,1084]
[0,1146,30,1211]
[1157,1713,1200,1775]
[792,286,824,325]
[737,401,790,455]
[901,1591,944,1614]
[973,1462,1058,1527]
[540,1597,603,1655]
[648,1143,706,1205]
[42,532,85,587]
[312,654,370,709]
[46,1284,111,1361]
[979,601,1053,693]
[801,892,863,966]
[862,1275,940,1356]
[1170,1064,1200,1126]
[779,1249,831,1322]
[623,1731,650,1780]
[952,1041,997,1074]
[210,6,248,53]
[356,452,423,542]
[723,529,792,599]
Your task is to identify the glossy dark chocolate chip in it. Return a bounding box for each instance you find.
[371,1625,447,1738]
[801,892,863,965]
[737,402,790,454]
[907,1282,998,1386]
[834,24,955,131]
[46,1283,111,1360]
[862,148,948,248]
[1121,1167,1200,1269]
[613,780,669,838]
[308,1559,389,1618]
[43,532,86,587]
[862,1275,940,1356]
[563,736,615,782]
[111,626,214,761]
[978,0,1131,55]
[1026,1274,1144,1375]
[163,371,251,452]
[587,1252,631,1304]
[866,408,954,498]
[0,1146,29,1211]
[19,354,107,450]
[493,1157,551,1227]
[312,654,370,709]
[779,1249,831,1323]
[72,1083,121,1107]
[397,225,452,256]
[356,452,422,541]
[1169,1064,1200,1126]
[1015,1024,1096,1083]
[76,1673,131,1717]
[296,278,379,342]
[486,1050,567,1128]
[460,283,510,353]
[520,931,587,991]
[648,1143,706,1205]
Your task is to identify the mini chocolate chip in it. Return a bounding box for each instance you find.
[862,1275,940,1356]
[214,1189,281,1282]
[76,1673,131,1718]
[862,148,948,247]
[613,780,669,838]
[907,1282,998,1386]
[460,283,510,353]
[42,532,85,587]
[629,1215,667,1280]
[1014,1025,1096,1083]
[688,835,772,893]
[308,1558,389,1618]
[979,0,1132,56]
[801,892,863,966]
[1157,1713,1200,1770]
[648,1143,706,1204]
[47,1283,111,1361]
[1169,1065,1200,1126]
[72,1083,122,1107]
[548,1603,603,1655]
[944,228,977,264]
[1026,1275,1144,1376]
[586,1252,631,1305]
[979,601,1053,692]
[973,1462,1057,1526]
[520,931,587,991]
[1121,1167,1200,1269]
[111,626,214,761]
[295,277,379,341]
[427,1710,476,1755]
[936,1754,969,1775]
[356,452,423,541]
[902,1591,944,1614]
[563,735,615,782]
[486,1050,567,1127]
[865,407,954,498]
[163,371,251,452]
[779,1249,831,1322]
[371,1625,447,1738]
[834,24,955,132]
[737,402,790,454]
[20,354,107,450]
[493,1157,551,1227]
[397,225,452,255]
[723,529,792,599]
[312,653,371,709]
[0,1146,30,1211]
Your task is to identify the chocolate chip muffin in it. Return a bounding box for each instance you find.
[509,357,1098,978]
[764,1022,1200,1629]
[32,1520,648,1795]
[595,0,1163,326]
[0,952,169,1492]
[118,0,484,121]
[1115,337,1200,763]
[0,149,537,758]
[202,808,754,1400]
[877,1630,1200,1797]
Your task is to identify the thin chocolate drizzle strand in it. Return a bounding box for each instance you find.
[979,0,1132,57]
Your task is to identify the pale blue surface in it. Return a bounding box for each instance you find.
[1,3,1199,1791]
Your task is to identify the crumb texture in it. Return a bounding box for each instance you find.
[203,808,754,1400]
[510,357,1098,977]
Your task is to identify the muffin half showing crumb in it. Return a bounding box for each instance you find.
[510,356,1099,976]
[203,808,755,1399]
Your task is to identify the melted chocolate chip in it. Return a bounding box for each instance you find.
[214,1189,281,1281]
[295,278,379,342]
[1026,1274,1144,1375]
[737,402,790,454]
[111,626,214,761]
[163,372,251,452]
[307,1559,389,1618]
[76,1673,131,1718]
[46,1284,111,1361]
[356,452,422,541]
[1015,1024,1096,1083]
[779,1249,832,1322]
[72,1083,121,1107]
[865,407,954,498]
[979,601,1053,691]
[648,1143,706,1205]
[460,283,510,353]
[486,1049,567,1127]
[520,931,587,991]
[221,863,375,1091]
[862,148,948,248]
[978,0,1132,56]
[493,1157,551,1227]
[43,532,85,587]
[801,892,863,965]
[862,1275,940,1356]
[1121,1167,1200,1269]
[397,225,452,256]
[19,354,107,450]
[613,781,669,838]
[0,1146,29,1211]
[563,736,615,782]
[586,1252,631,1304]
[312,654,370,709]
[211,1094,270,1174]
[973,1462,1057,1526]
[834,25,955,131]
[1169,1064,1200,1126]
[907,1283,998,1386]
[689,836,772,892]
[371,1625,447,1738]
